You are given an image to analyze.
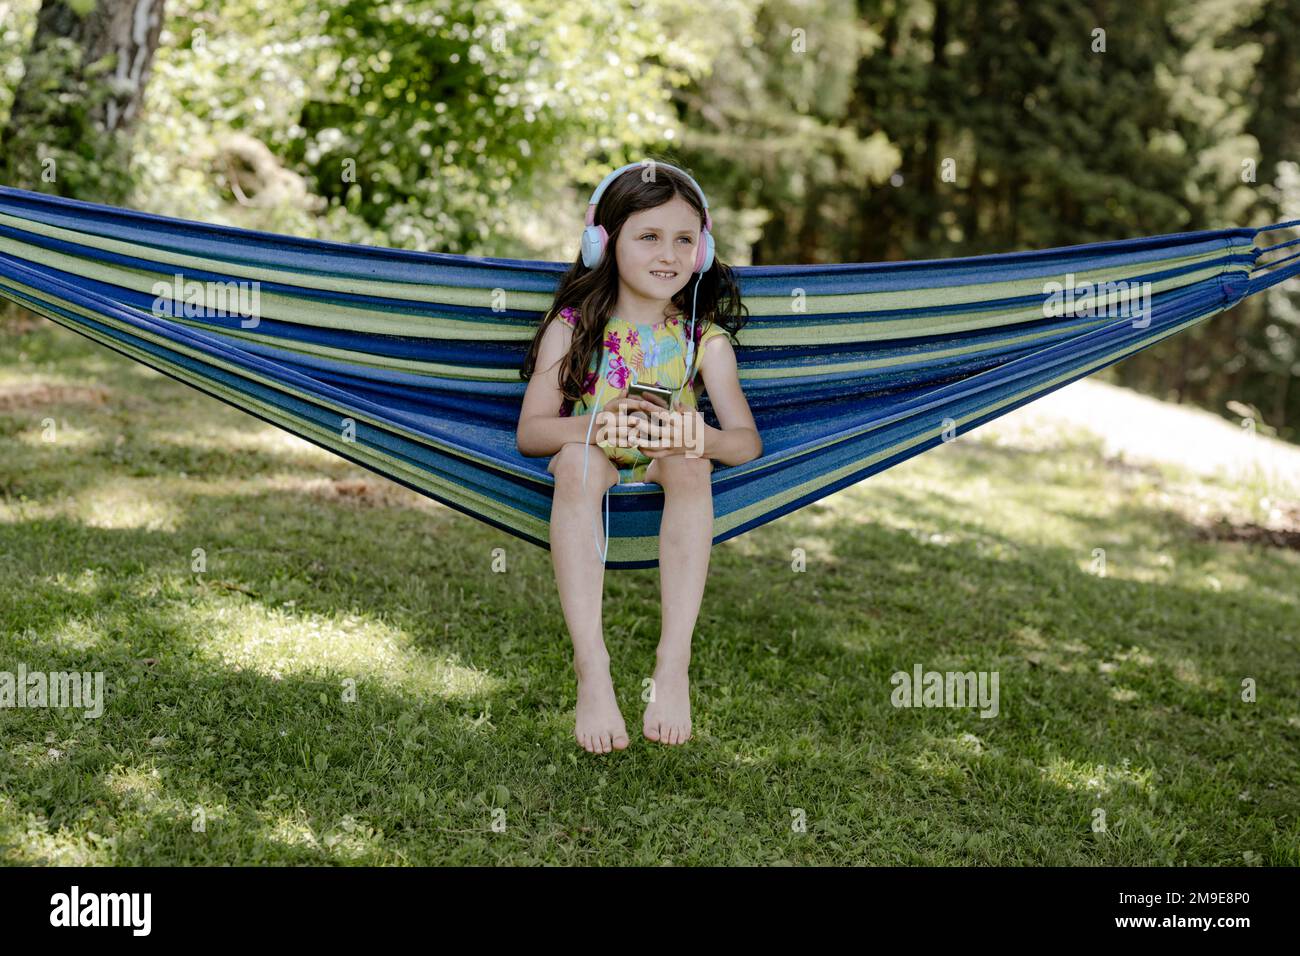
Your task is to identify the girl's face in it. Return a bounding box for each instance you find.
[613,195,701,308]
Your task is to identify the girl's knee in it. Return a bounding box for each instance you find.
[550,442,618,492]
[652,454,713,488]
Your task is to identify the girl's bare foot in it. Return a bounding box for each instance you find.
[643,655,692,745]
[574,655,629,753]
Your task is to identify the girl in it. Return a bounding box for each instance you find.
[517,159,761,753]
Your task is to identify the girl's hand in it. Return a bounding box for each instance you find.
[633,403,704,458]
[594,395,661,449]
[624,388,669,426]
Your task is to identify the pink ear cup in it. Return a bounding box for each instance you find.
[699,212,712,270]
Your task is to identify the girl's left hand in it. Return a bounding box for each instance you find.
[633,403,703,458]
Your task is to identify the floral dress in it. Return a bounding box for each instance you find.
[555,305,730,483]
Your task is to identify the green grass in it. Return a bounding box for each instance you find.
[1,312,1297,865]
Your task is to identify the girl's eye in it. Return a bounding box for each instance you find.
[640,234,693,243]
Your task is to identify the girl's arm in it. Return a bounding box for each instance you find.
[636,336,761,466]
[696,335,762,467]
[516,319,598,457]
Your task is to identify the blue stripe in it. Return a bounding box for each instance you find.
[2,182,1296,569]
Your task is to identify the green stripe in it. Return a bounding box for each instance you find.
[5,294,554,548]
[0,273,545,484]
[0,267,1237,567]
[0,213,1249,347]
[168,315,522,382]
[0,210,557,311]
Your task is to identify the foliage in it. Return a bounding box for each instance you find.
[0,0,39,128]
[0,0,135,203]
[290,0,753,255]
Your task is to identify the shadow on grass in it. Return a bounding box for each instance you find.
[1,318,1297,864]
[1,476,1297,864]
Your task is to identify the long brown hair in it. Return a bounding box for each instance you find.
[519,158,748,413]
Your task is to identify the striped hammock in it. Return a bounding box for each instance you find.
[1,185,1298,568]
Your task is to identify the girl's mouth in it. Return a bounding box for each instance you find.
[650,271,678,281]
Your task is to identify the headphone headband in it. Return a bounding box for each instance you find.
[584,160,714,233]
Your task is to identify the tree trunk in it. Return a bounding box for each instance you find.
[10,0,166,134]
[1,0,166,191]
[797,185,822,264]
[920,0,948,248]
[1273,365,1291,431]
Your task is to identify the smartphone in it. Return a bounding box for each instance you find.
[625,381,673,421]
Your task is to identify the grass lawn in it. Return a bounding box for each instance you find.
[1,310,1297,865]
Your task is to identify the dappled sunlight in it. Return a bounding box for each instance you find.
[97,765,230,837]
[12,422,100,450]
[101,470,450,514]
[74,479,185,531]
[257,808,385,861]
[1073,547,1177,586]
[943,730,990,755]
[811,452,1170,559]
[3,317,1293,870]
[890,558,925,576]
[0,375,113,412]
[2,0,1298,867]
[802,492,872,530]
[1036,755,1155,798]
[0,794,110,865]
[1096,646,1158,702]
[258,473,445,512]
[7,734,83,772]
[43,567,108,596]
[150,422,334,460]
[763,530,835,565]
[907,732,990,783]
[721,531,768,562]
[983,379,1300,498]
[174,600,504,701]
[102,765,165,805]
[808,478,967,540]
[1011,626,1092,673]
[1111,646,1156,668]
[724,744,774,767]
[1167,655,1223,694]
[971,410,1098,455]
[30,601,118,651]
[1158,475,1300,561]
[1095,546,1258,590]
[1123,548,1190,587]
[0,498,62,524]
[1066,548,1159,587]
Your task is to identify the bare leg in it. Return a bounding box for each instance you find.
[548,442,629,753]
[642,454,713,745]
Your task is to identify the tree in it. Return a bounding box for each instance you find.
[1,0,166,199]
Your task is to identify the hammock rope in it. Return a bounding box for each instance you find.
[1,185,1297,568]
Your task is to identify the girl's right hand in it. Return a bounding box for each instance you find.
[594,395,661,449]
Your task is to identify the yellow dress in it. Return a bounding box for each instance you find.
[556,305,729,483]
